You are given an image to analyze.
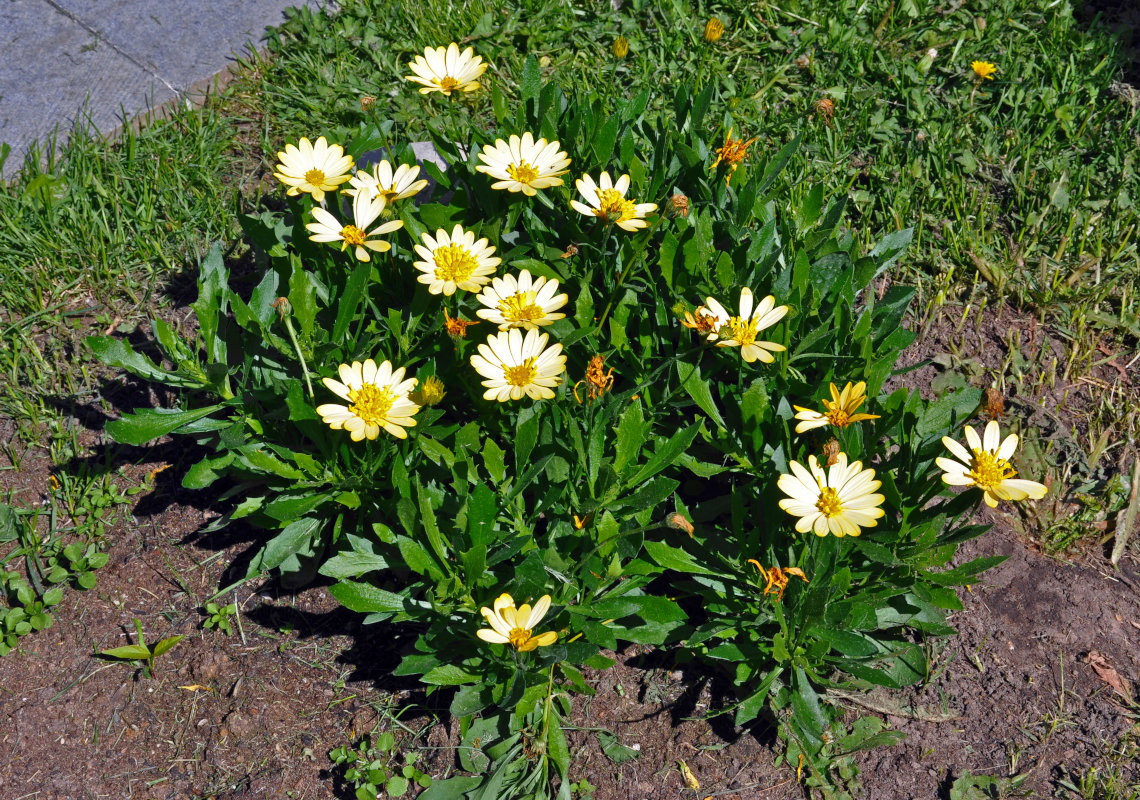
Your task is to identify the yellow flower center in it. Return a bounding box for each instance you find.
[508,161,540,184]
[816,486,843,518]
[726,315,760,346]
[341,225,367,246]
[968,450,1017,492]
[508,627,532,649]
[825,405,851,427]
[432,244,479,284]
[304,168,326,187]
[437,76,460,93]
[347,383,396,427]
[595,188,637,223]
[499,291,544,324]
[504,357,539,387]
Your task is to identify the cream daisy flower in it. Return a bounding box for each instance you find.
[470,327,566,402]
[569,172,657,232]
[345,160,428,204]
[777,453,886,537]
[305,191,404,262]
[413,224,500,296]
[475,270,569,330]
[406,43,487,96]
[475,133,571,196]
[793,382,881,434]
[316,359,420,441]
[937,420,1047,508]
[273,136,354,202]
[477,593,558,651]
[703,287,789,364]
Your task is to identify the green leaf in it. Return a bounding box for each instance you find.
[675,362,726,431]
[613,400,647,474]
[100,644,153,661]
[151,635,184,659]
[597,730,640,763]
[520,55,542,104]
[642,540,717,575]
[246,517,322,576]
[625,424,700,488]
[318,552,390,579]
[106,405,224,446]
[421,664,480,686]
[192,243,228,363]
[329,581,411,614]
[288,261,317,340]
[86,336,205,388]
[333,261,371,341]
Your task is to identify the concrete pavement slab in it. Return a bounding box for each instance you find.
[1,0,320,178]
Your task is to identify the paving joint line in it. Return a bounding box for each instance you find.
[40,0,180,95]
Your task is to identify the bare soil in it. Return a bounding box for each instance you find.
[1,303,1138,800]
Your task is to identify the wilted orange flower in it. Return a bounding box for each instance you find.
[709,127,756,185]
[665,193,690,218]
[822,438,841,466]
[681,306,719,335]
[666,513,695,536]
[747,559,808,601]
[573,354,615,402]
[814,98,836,124]
[983,387,1004,420]
[443,308,479,338]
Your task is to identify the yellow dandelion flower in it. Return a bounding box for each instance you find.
[475,132,572,197]
[305,191,404,262]
[704,18,725,43]
[612,36,630,59]
[937,420,1047,508]
[569,171,657,232]
[273,136,354,202]
[777,453,886,537]
[316,359,420,442]
[970,60,997,80]
[702,287,790,364]
[406,43,488,96]
[413,224,500,296]
[477,593,558,651]
[793,382,881,434]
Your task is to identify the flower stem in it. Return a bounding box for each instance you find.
[281,314,315,399]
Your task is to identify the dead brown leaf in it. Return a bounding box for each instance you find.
[1085,651,1134,705]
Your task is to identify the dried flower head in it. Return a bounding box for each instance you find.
[681,306,719,336]
[814,98,836,124]
[822,438,842,466]
[573,354,615,403]
[666,513,695,536]
[747,559,808,601]
[443,308,479,338]
[983,387,1005,420]
[665,193,690,218]
[360,95,377,112]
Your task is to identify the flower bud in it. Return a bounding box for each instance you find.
[612,36,629,59]
[703,17,725,43]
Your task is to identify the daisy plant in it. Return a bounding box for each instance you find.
[90,57,1053,799]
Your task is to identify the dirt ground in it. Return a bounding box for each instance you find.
[1,302,1137,800]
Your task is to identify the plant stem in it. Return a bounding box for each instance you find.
[281,314,314,399]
